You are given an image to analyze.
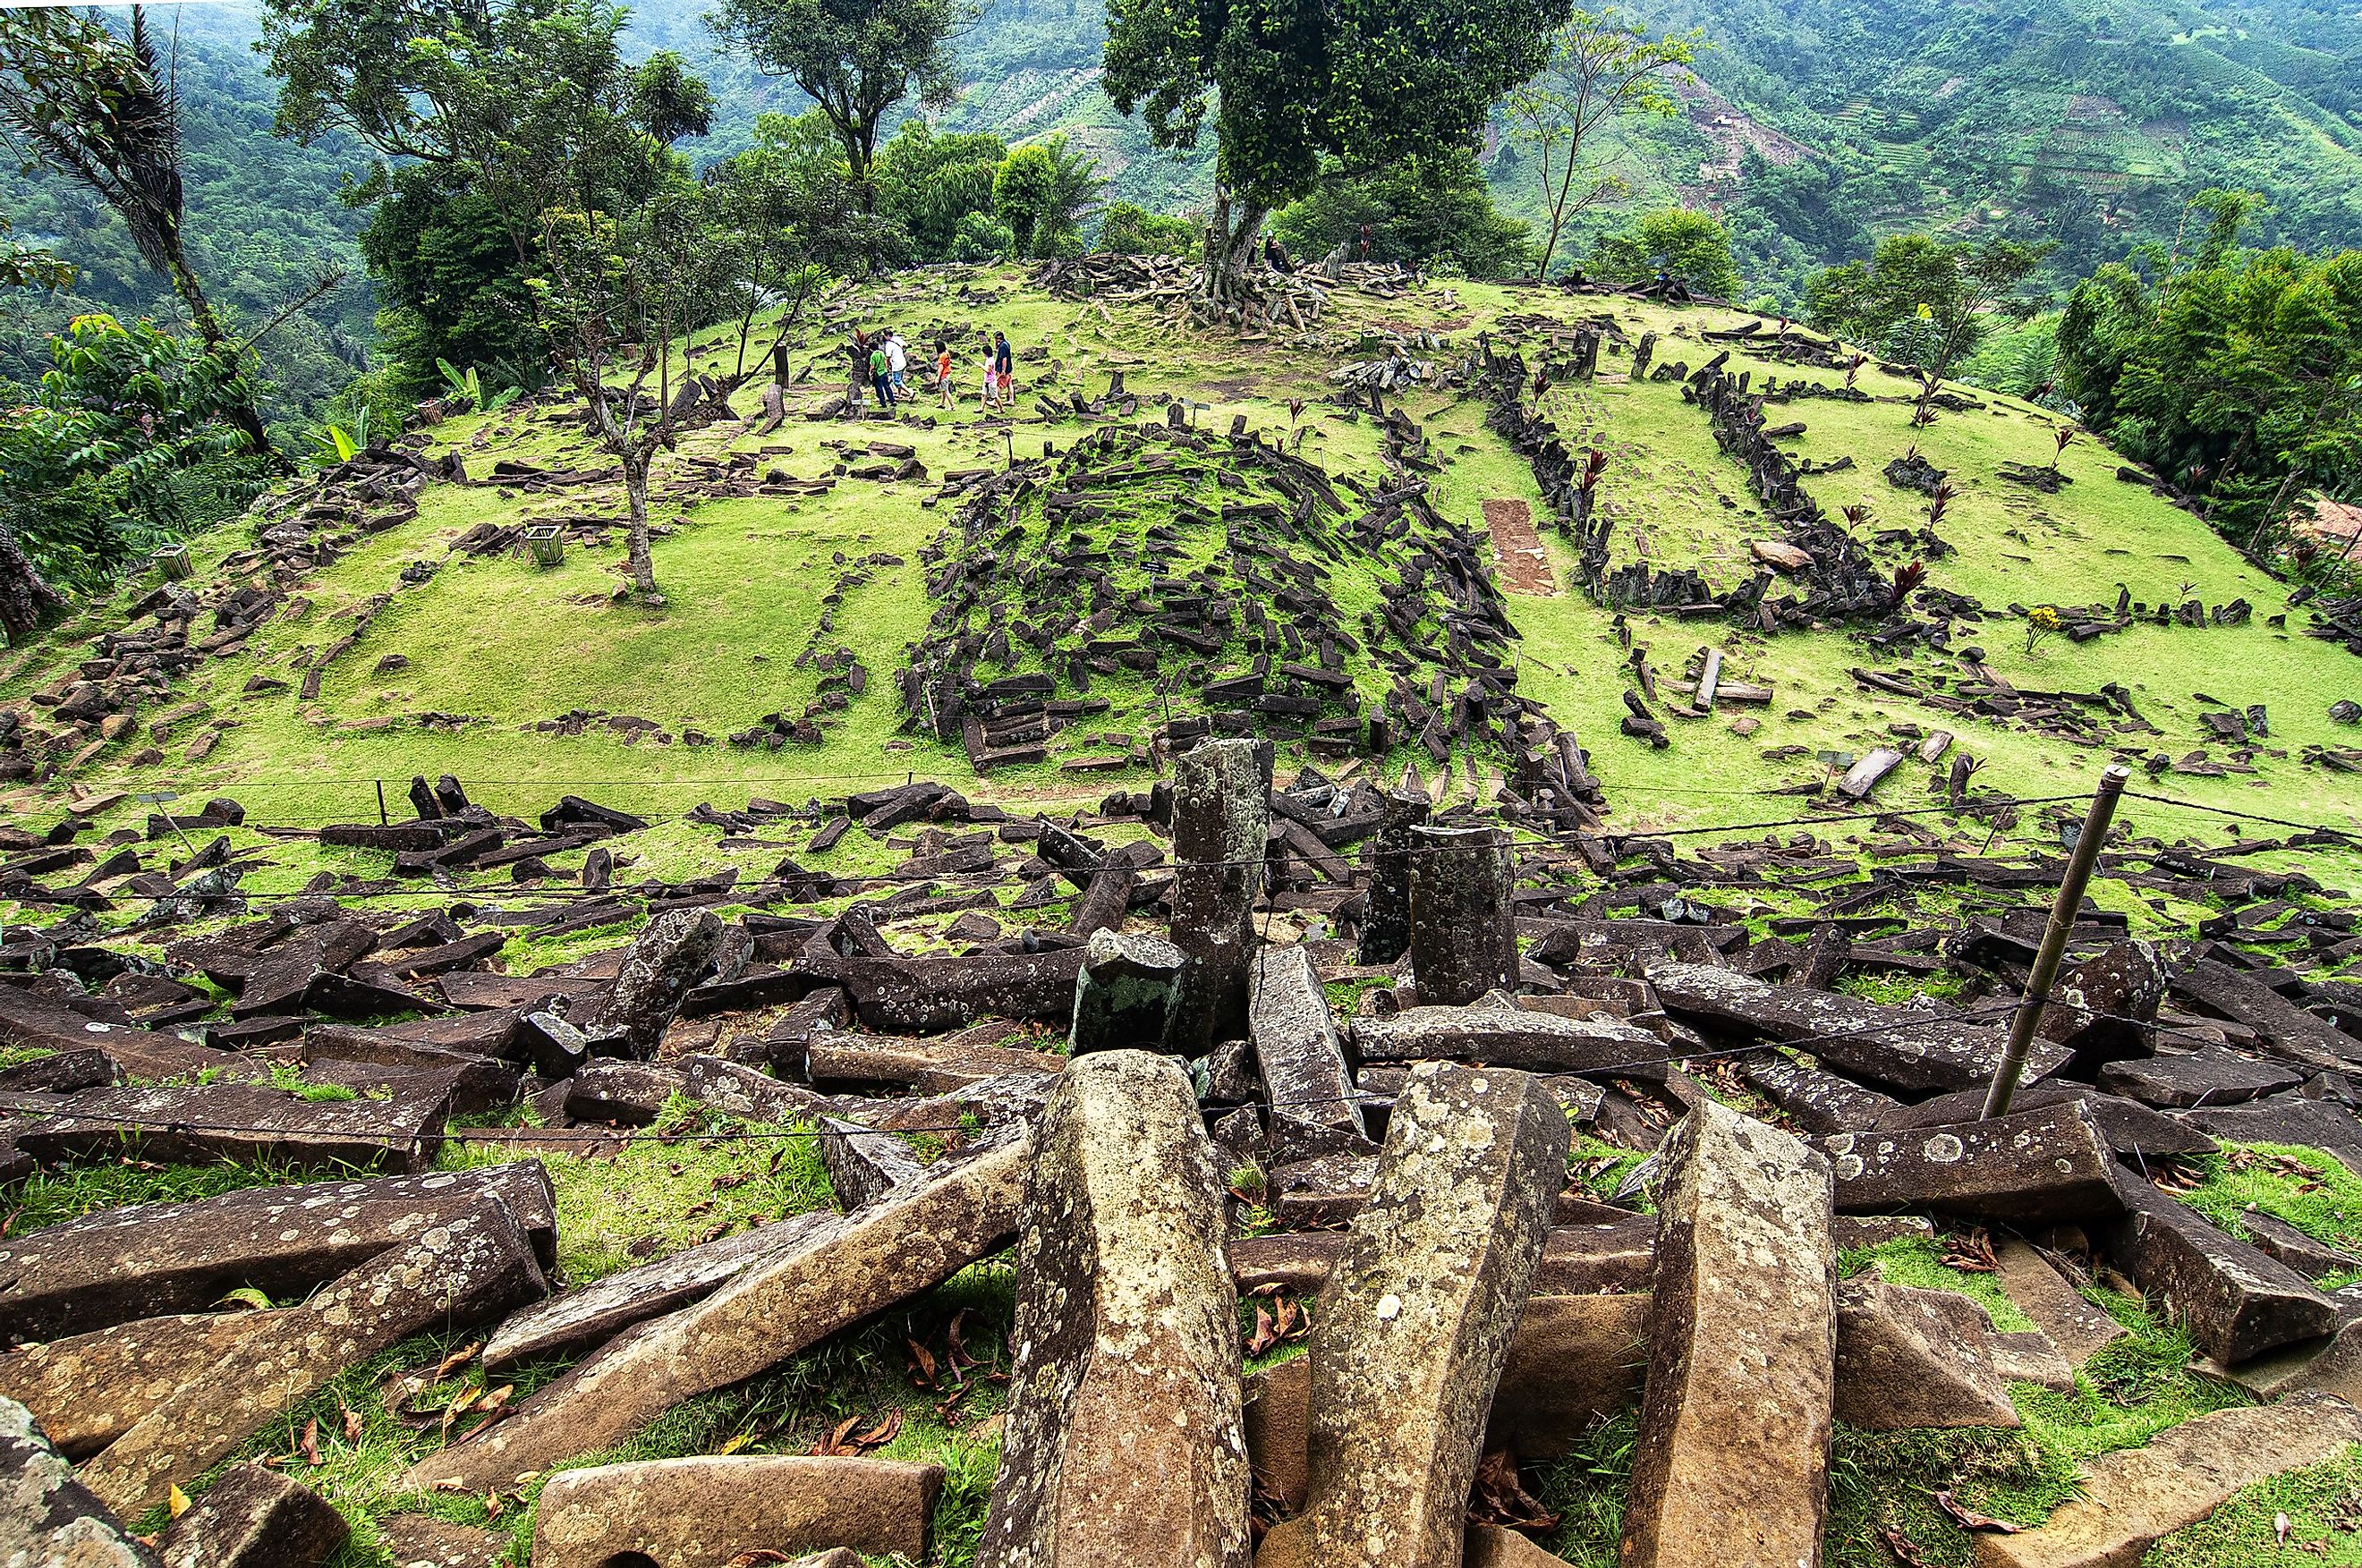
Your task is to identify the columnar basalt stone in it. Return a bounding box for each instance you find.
[0,1395,157,1568]
[404,1132,1029,1494]
[1247,945,1359,1139]
[484,1210,837,1372]
[85,1191,548,1518]
[1992,1241,2127,1366]
[156,1463,349,1568]
[1349,1005,1665,1073]
[2039,939,2166,1067]
[1737,1051,1903,1133]
[0,1309,289,1459]
[1817,1101,2126,1225]
[1267,1062,1564,1568]
[1168,739,1273,1055]
[816,1115,930,1208]
[1646,962,2069,1094]
[532,1455,944,1567]
[1406,825,1515,1006]
[1068,928,1187,1055]
[1834,1280,2067,1432]
[2103,1177,2338,1364]
[585,907,725,1057]
[1973,1394,2362,1568]
[1620,1100,1835,1568]
[839,950,1090,1033]
[1355,788,1431,966]
[978,1052,1249,1568]
[0,1162,557,1343]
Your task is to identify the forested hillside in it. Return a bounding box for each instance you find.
[9,0,2362,379]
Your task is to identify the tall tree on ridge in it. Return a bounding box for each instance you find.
[706,0,973,212]
[0,5,277,462]
[1101,0,1571,308]
[1502,9,1699,284]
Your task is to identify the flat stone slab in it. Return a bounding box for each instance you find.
[839,950,1087,1032]
[1819,1101,2126,1225]
[0,1162,556,1343]
[806,1035,1066,1092]
[1348,1004,1665,1073]
[1974,1393,2362,1568]
[532,1455,942,1567]
[1622,1101,1835,1568]
[1247,946,1358,1138]
[1646,962,2066,1094]
[979,1051,1247,1567]
[2096,1047,2303,1108]
[2186,1096,2362,1177]
[404,1132,1029,1493]
[84,1190,547,1518]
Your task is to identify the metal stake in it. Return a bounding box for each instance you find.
[1979,763,2131,1119]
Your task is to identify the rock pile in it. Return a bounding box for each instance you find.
[3,744,2361,1564]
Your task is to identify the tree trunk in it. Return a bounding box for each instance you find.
[162,243,279,466]
[621,445,660,601]
[1198,182,1267,308]
[0,521,65,647]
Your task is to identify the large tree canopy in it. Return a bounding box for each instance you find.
[706,0,970,208]
[1101,0,1570,295]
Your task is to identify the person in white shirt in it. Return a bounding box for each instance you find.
[884,332,908,399]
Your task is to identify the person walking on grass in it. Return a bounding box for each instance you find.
[935,340,956,410]
[846,326,870,411]
[885,329,909,401]
[870,337,896,411]
[992,330,1015,406]
[980,336,1002,413]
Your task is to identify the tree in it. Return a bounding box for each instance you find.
[2058,244,2362,547]
[1590,208,1740,299]
[1270,148,1534,278]
[0,6,276,462]
[706,0,971,211]
[875,119,1007,260]
[260,0,713,394]
[992,134,1104,259]
[1098,200,1195,258]
[705,111,901,378]
[1501,10,1697,282]
[1101,0,1568,306]
[1805,233,2052,381]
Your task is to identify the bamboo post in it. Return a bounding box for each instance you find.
[1979,764,2131,1119]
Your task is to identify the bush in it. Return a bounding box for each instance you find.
[1269,148,1533,279]
[1098,201,1196,258]
[1589,208,1741,298]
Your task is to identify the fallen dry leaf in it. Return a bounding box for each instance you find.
[166,1484,191,1519]
[1246,1304,1278,1358]
[1466,1448,1557,1531]
[1879,1524,1936,1567]
[1934,1492,2026,1533]
[852,1410,902,1449]
[432,1342,482,1380]
[339,1398,363,1445]
[905,1336,939,1388]
[300,1416,321,1467]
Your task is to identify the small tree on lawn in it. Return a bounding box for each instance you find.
[532,176,722,606]
[1502,10,1699,284]
[1102,0,1568,311]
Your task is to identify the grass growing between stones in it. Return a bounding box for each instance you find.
[2161,1141,2362,1276]
[1844,1233,2037,1334]
[1533,1293,2257,1566]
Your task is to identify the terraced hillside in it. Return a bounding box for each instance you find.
[5,263,2362,1568]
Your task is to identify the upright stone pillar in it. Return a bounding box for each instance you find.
[1619,1100,1837,1568]
[1355,788,1431,966]
[1406,824,1514,1005]
[978,1051,1250,1568]
[1263,1062,1564,1568]
[1168,739,1271,1055]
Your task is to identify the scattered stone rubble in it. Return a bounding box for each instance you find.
[2,746,2361,1564]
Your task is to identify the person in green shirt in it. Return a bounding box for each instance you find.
[869,343,896,411]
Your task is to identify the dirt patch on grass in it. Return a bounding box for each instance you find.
[1484,498,1558,596]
